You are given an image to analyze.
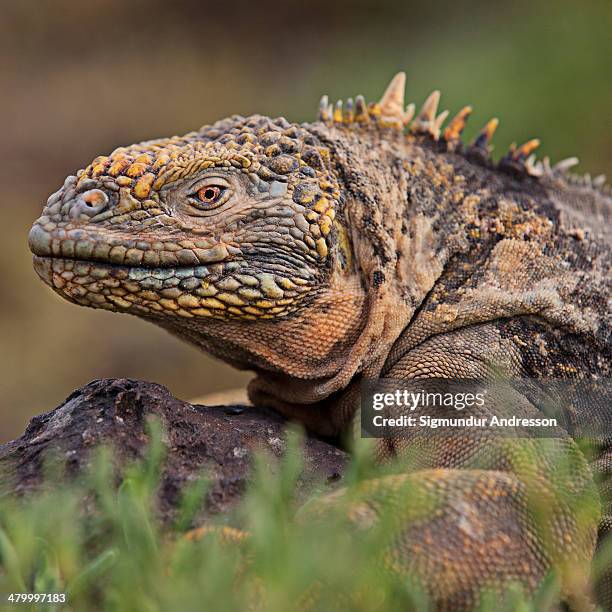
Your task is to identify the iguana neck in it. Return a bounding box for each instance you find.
[241,127,478,414]
[155,271,368,386]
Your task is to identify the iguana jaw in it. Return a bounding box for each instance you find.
[30,216,320,319]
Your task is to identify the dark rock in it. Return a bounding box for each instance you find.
[0,379,348,523]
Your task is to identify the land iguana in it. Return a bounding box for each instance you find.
[28,72,611,609]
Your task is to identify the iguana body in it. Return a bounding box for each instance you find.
[29,73,611,609]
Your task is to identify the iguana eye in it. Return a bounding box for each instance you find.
[197,186,222,203]
[187,182,230,210]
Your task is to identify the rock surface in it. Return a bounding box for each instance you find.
[0,378,348,522]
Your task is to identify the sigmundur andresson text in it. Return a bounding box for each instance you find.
[371,415,558,429]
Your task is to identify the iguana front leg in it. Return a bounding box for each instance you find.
[306,322,600,610]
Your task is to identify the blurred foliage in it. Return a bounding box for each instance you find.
[0,0,610,441]
[1,423,607,611]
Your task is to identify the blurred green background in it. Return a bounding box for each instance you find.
[0,0,610,442]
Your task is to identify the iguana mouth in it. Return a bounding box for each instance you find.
[31,253,308,320]
[31,254,222,274]
[33,255,150,270]
[31,255,227,281]
[31,252,243,303]
[28,223,233,269]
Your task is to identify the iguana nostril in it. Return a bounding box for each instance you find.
[81,189,108,208]
[69,189,109,219]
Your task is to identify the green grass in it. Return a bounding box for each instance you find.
[0,420,609,611]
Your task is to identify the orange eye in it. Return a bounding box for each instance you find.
[197,186,222,203]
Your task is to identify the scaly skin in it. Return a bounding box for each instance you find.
[29,73,611,609]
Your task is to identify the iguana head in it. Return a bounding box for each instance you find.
[29,114,345,322]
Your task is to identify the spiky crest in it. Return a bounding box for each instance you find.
[315,71,607,189]
[378,71,407,123]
